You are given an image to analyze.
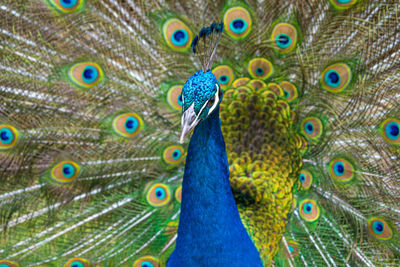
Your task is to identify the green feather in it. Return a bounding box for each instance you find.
[0,0,399,266]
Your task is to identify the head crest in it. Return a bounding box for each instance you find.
[191,22,224,72]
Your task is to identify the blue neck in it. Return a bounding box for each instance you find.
[168,109,262,266]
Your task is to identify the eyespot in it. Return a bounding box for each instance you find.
[133,256,160,267]
[320,63,351,93]
[112,113,143,138]
[299,170,313,190]
[163,18,193,51]
[235,86,252,97]
[48,0,84,13]
[51,160,81,183]
[167,85,183,111]
[232,77,250,88]
[280,81,298,102]
[285,240,299,258]
[249,79,266,91]
[380,118,400,145]
[164,220,179,235]
[248,58,273,80]
[328,158,354,182]
[301,117,323,140]
[368,217,393,240]
[175,185,182,203]
[146,184,171,207]
[299,199,320,222]
[267,83,284,97]
[212,65,234,89]
[0,124,19,150]
[63,258,91,267]
[299,135,308,153]
[0,260,19,267]
[271,23,298,54]
[163,145,184,165]
[68,62,103,88]
[329,0,357,10]
[223,6,252,40]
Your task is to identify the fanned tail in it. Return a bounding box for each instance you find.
[0,0,192,265]
[0,0,399,266]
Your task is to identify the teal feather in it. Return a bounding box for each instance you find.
[0,0,399,266]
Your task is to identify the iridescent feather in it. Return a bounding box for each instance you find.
[0,0,399,266]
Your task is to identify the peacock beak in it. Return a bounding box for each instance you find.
[180,103,200,144]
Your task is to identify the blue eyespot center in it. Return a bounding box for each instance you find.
[63,167,71,175]
[233,20,244,29]
[303,203,313,213]
[83,69,93,79]
[372,221,384,234]
[174,30,184,41]
[71,261,84,267]
[0,128,13,145]
[288,245,294,253]
[219,75,229,85]
[177,94,183,105]
[172,149,181,160]
[82,66,99,83]
[229,19,247,34]
[275,34,291,49]
[284,90,289,98]
[141,261,154,267]
[325,70,340,87]
[385,122,399,140]
[304,122,314,134]
[172,29,189,46]
[300,174,305,183]
[338,0,351,3]
[256,67,264,75]
[124,117,139,133]
[334,162,345,176]
[390,125,399,136]
[61,0,77,8]
[328,72,339,83]
[62,164,75,178]
[154,188,165,200]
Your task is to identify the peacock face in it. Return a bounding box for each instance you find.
[179,70,222,143]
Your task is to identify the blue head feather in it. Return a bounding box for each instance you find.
[190,22,224,69]
[182,70,221,119]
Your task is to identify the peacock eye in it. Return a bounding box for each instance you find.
[133,256,160,267]
[48,0,84,13]
[368,217,393,240]
[51,160,81,183]
[63,257,91,267]
[146,183,171,207]
[68,62,103,89]
[167,85,183,111]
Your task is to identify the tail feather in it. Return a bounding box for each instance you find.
[1,0,400,266]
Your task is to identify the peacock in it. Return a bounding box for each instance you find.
[0,0,399,266]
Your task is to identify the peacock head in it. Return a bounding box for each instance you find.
[179,69,223,143]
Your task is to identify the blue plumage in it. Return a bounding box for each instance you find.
[182,70,217,115]
[168,107,262,266]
